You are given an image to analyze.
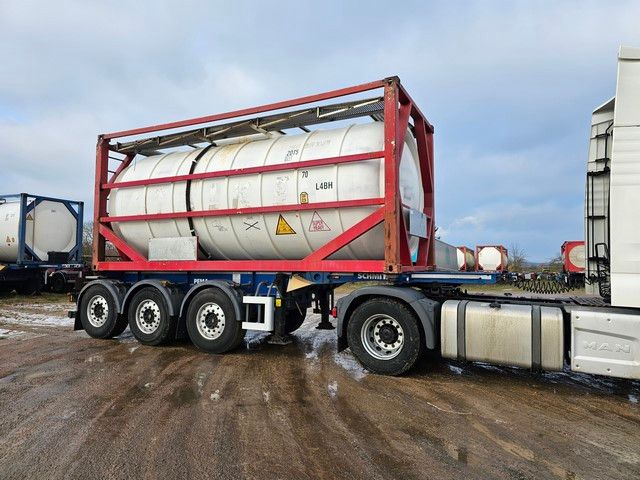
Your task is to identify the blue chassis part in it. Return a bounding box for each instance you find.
[112,270,497,297]
[2,263,84,271]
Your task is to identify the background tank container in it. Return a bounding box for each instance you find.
[562,241,585,273]
[0,198,78,263]
[109,123,423,261]
[476,245,509,272]
[456,246,475,271]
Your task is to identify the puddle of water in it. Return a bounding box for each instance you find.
[333,351,368,380]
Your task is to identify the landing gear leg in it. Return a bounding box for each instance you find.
[316,287,335,330]
[267,274,293,345]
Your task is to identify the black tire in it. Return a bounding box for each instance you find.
[186,288,244,353]
[79,284,128,339]
[50,274,67,294]
[127,287,176,346]
[284,306,306,333]
[347,298,422,376]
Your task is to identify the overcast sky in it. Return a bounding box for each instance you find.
[1,1,639,261]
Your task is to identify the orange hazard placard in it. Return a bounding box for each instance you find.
[276,215,296,235]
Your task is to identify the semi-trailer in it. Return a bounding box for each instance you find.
[0,193,84,294]
[73,47,640,379]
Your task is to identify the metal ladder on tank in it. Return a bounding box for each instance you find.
[585,125,612,301]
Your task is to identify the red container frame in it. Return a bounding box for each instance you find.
[475,245,509,272]
[92,77,435,274]
[561,241,585,273]
[456,246,474,272]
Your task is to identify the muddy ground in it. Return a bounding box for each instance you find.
[0,293,639,479]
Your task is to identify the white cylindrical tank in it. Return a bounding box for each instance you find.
[0,199,78,263]
[477,246,508,271]
[109,122,423,260]
[456,247,475,270]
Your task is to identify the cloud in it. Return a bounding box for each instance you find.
[1,0,639,261]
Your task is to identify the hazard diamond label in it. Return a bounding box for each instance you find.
[275,215,296,235]
[309,211,331,232]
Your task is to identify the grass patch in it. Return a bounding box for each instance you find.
[0,292,71,305]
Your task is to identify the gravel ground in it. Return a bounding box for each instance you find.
[0,295,639,479]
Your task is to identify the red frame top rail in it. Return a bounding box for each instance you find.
[103,78,397,140]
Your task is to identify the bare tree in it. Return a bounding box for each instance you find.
[508,243,527,272]
[546,253,564,273]
[83,221,120,261]
[82,222,93,259]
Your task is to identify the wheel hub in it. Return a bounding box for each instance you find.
[93,304,104,318]
[86,295,109,328]
[204,312,220,330]
[378,324,399,345]
[361,314,405,360]
[136,300,161,334]
[196,303,225,340]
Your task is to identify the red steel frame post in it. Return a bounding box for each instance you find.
[93,78,435,274]
[383,81,401,273]
[92,137,109,269]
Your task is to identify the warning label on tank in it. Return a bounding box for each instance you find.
[308,211,331,232]
[243,220,260,231]
[26,213,34,221]
[276,215,296,235]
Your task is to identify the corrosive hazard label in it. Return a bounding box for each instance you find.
[275,215,296,235]
[309,211,330,232]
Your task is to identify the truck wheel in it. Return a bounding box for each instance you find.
[186,289,245,353]
[347,298,422,376]
[80,284,128,338]
[128,287,176,346]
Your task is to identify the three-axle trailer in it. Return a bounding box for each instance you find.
[73,64,640,378]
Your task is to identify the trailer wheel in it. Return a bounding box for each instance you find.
[347,298,422,376]
[80,284,127,339]
[49,273,67,294]
[127,287,176,346]
[186,289,245,353]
